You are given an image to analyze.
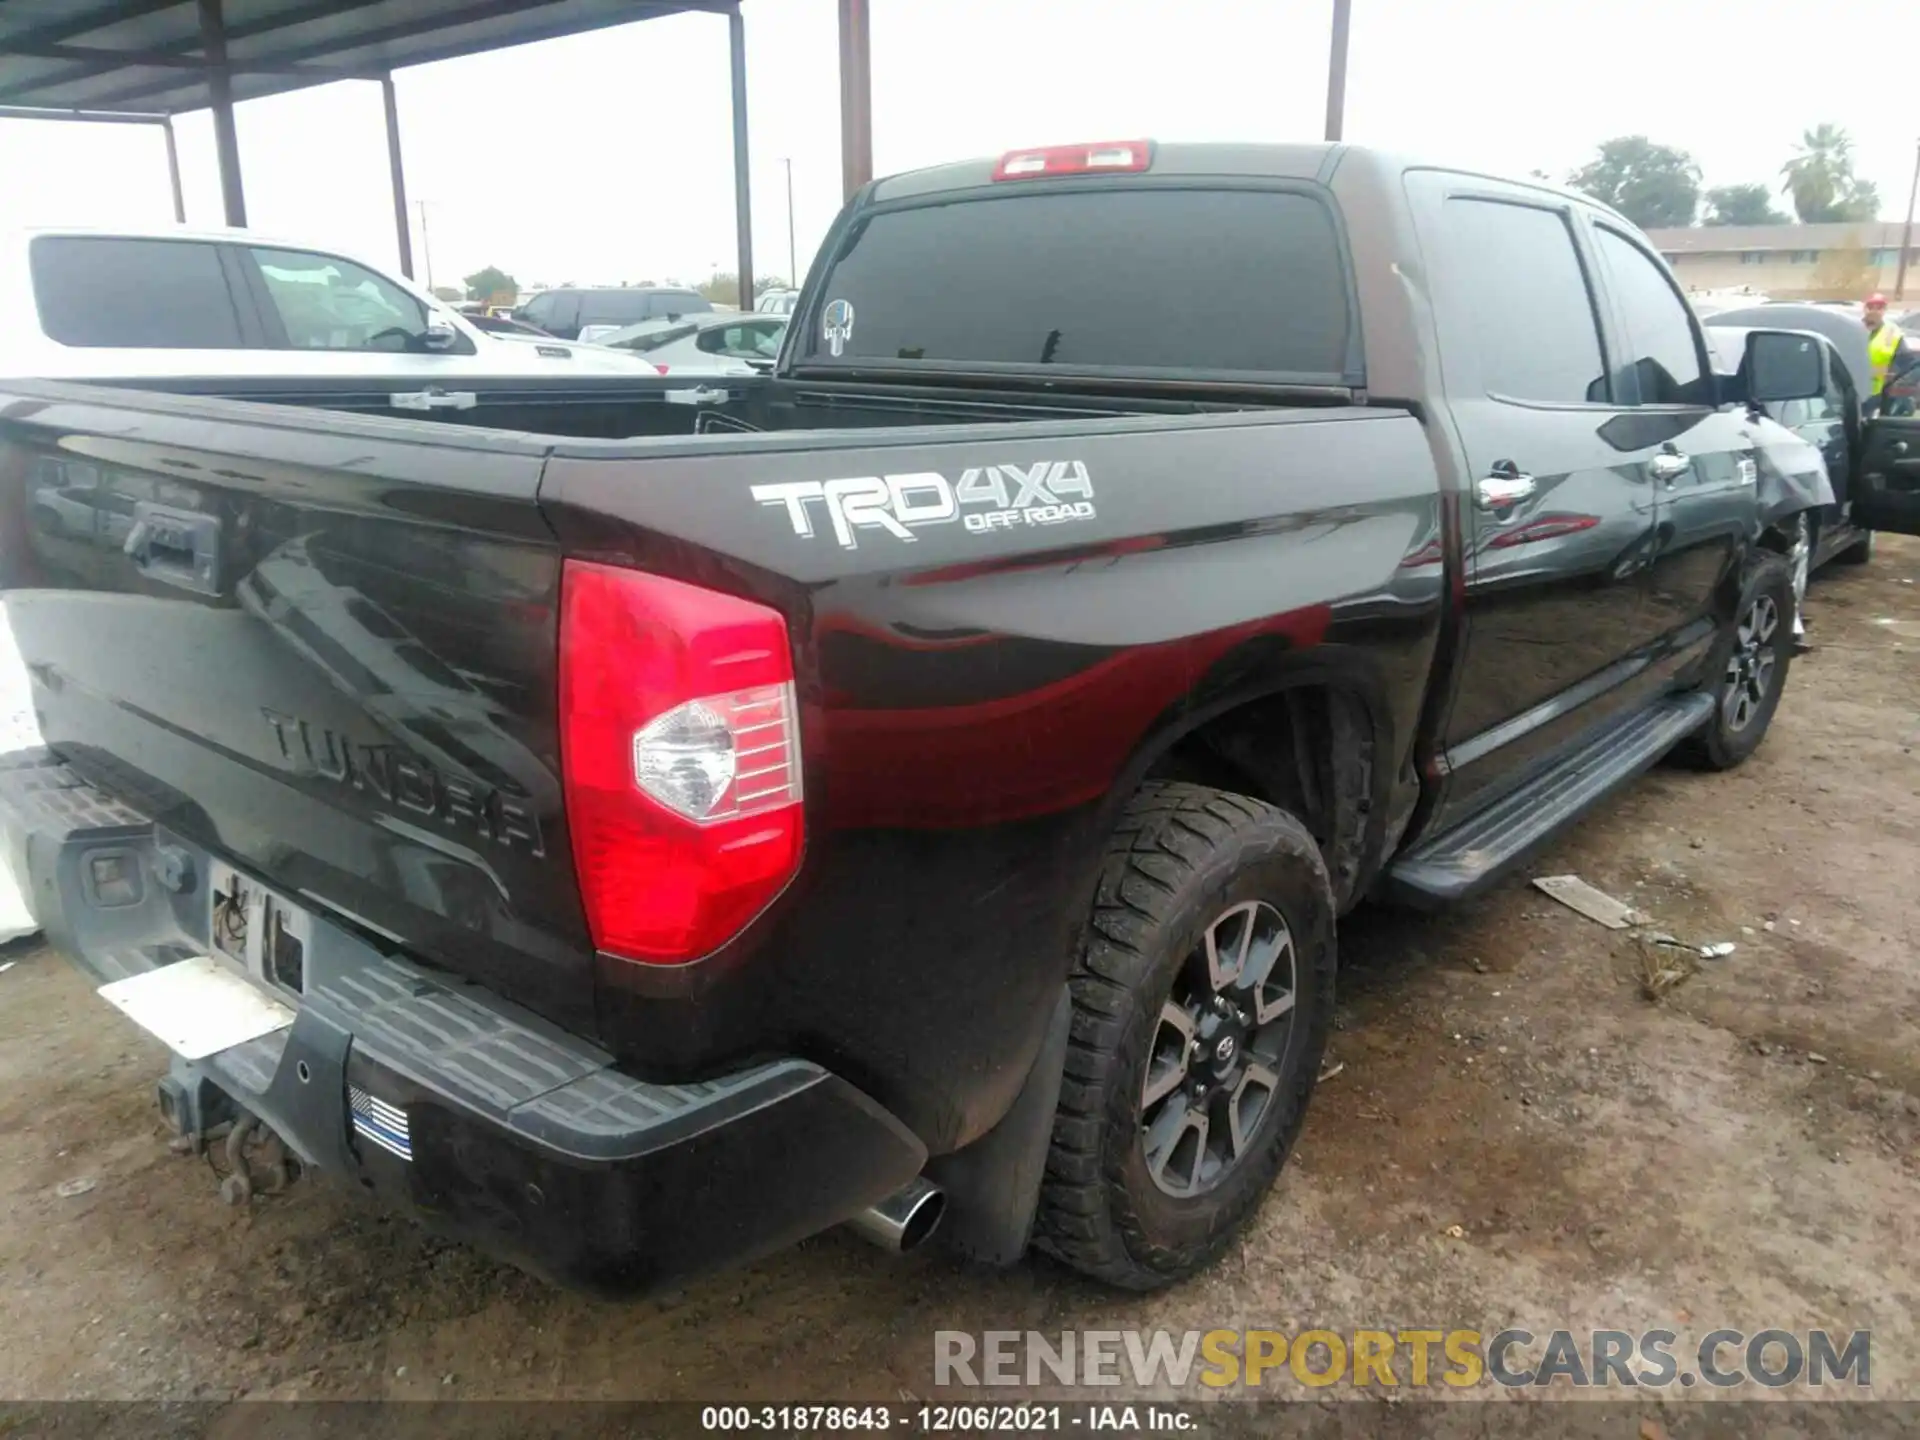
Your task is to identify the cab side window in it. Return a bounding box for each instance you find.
[547,294,581,333]
[1593,227,1714,406]
[1438,199,1609,405]
[249,247,428,352]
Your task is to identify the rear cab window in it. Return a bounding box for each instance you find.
[799,186,1357,382]
[30,236,247,349]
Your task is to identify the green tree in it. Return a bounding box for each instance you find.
[1835,180,1882,223]
[463,265,517,302]
[1779,125,1880,222]
[1567,137,1701,228]
[1702,183,1789,226]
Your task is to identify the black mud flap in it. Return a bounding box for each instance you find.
[924,985,1071,1267]
[1856,415,1920,535]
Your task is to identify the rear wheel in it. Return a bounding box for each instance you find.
[1036,782,1335,1289]
[1678,554,1795,771]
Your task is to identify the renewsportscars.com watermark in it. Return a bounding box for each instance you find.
[935,1328,1871,1391]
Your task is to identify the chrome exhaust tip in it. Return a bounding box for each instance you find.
[847,1176,946,1253]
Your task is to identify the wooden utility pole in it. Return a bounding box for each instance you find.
[1897,136,1920,301]
[839,0,873,198]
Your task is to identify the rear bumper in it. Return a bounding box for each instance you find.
[0,748,925,1297]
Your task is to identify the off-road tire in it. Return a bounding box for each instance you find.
[1035,781,1336,1289]
[1678,553,1795,771]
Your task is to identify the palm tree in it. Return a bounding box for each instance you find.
[1780,124,1855,222]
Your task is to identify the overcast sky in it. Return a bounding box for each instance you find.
[3,0,1915,292]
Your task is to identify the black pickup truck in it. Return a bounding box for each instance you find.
[0,141,1900,1298]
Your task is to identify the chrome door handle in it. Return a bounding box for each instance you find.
[1476,471,1536,509]
[389,388,477,412]
[1649,450,1692,484]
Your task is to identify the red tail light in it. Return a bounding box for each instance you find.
[993,139,1153,181]
[558,560,803,964]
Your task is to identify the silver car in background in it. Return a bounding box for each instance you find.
[589,312,788,374]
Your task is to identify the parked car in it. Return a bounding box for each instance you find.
[593,312,788,372]
[0,227,667,384]
[513,286,710,340]
[1704,302,1920,568]
[27,459,137,547]
[2,140,1887,1303]
[755,289,801,315]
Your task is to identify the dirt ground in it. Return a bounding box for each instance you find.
[0,538,1916,1414]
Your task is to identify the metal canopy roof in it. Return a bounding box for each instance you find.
[0,0,727,114]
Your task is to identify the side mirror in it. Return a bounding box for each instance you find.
[1744,330,1825,403]
[422,321,459,352]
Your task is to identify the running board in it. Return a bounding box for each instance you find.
[1386,692,1715,907]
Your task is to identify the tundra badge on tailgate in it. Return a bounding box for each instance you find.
[750,461,1095,550]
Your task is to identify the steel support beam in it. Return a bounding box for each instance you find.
[0,104,167,123]
[379,75,414,278]
[92,0,618,109]
[838,0,871,200]
[0,106,186,222]
[728,6,753,307]
[162,115,186,223]
[197,0,247,226]
[0,41,376,78]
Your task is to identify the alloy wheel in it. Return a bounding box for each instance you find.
[1139,899,1299,1197]
[1722,593,1779,733]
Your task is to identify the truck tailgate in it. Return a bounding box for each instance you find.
[0,384,595,1032]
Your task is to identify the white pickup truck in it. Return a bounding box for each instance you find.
[0,225,660,386]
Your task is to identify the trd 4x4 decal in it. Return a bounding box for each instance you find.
[750,460,1095,550]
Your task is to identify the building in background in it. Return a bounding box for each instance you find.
[1645,222,1920,301]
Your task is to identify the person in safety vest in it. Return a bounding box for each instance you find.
[1862,293,1914,417]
